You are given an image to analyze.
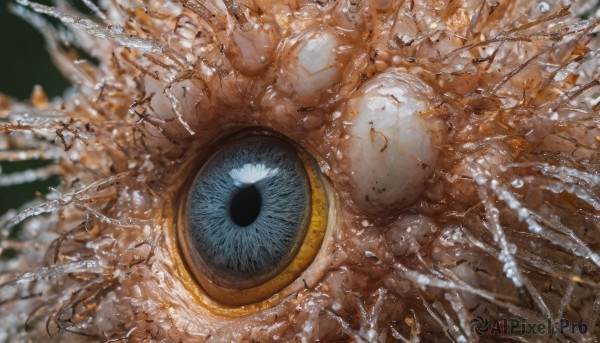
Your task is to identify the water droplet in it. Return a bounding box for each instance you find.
[511,178,524,188]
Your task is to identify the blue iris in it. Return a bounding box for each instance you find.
[187,136,311,284]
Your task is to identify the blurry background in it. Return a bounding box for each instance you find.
[0,0,66,257]
[0,0,69,100]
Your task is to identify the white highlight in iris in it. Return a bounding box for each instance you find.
[228,163,280,186]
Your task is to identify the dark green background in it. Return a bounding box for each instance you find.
[0,0,69,100]
[0,0,66,222]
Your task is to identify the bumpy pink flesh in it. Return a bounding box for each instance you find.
[0,0,599,341]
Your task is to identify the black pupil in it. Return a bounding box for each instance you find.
[230,184,262,226]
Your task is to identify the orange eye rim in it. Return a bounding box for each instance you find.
[164,130,330,315]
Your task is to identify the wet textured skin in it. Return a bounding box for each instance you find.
[0,0,600,342]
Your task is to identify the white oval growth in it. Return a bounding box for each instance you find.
[341,69,446,212]
[279,27,341,105]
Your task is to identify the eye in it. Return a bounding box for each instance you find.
[176,132,328,307]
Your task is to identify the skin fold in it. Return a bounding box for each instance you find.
[0,0,599,341]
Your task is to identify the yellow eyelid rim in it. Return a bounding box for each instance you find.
[164,134,329,317]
